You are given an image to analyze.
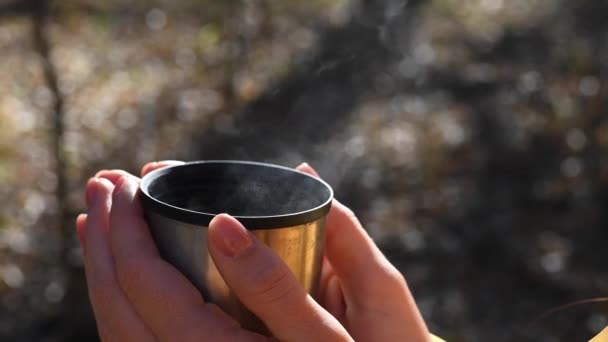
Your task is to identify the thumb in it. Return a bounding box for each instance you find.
[207,214,352,342]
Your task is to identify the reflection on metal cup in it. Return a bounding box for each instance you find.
[139,161,333,335]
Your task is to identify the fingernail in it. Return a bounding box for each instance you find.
[94,169,108,178]
[76,214,87,252]
[211,215,253,258]
[114,175,128,190]
[86,178,101,207]
[114,175,138,200]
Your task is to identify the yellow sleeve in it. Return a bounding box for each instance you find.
[590,326,608,342]
[431,334,446,342]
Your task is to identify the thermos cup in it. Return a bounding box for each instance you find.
[139,161,333,334]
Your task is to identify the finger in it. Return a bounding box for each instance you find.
[96,160,183,185]
[208,214,352,342]
[325,199,430,342]
[295,163,350,320]
[295,162,319,177]
[84,178,157,341]
[141,160,184,177]
[96,169,137,185]
[324,276,346,323]
[296,163,407,304]
[295,164,338,299]
[76,214,87,253]
[318,257,333,305]
[318,257,345,321]
[78,213,118,342]
[109,176,261,342]
[324,200,408,302]
[294,163,430,340]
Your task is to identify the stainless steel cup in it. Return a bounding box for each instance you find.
[139,161,333,335]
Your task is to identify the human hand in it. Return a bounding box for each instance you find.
[77,161,430,341]
[295,163,430,342]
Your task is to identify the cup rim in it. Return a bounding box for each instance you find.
[139,160,334,229]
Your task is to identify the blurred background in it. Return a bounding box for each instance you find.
[0,0,607,340]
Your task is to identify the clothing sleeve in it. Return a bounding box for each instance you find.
[431,333,446,342]
[590,326,608,342]
[430,325,608,342]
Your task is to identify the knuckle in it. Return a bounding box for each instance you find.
[384,266,407,287]
[140,163,151,176]
[177,328,211,342]
[98,325,124,342]
[376,265,409,299]
[89,279,116,310]
[376,262,406,287]
[98,327,114,342]
[204,302,239,325]
[341,205,364,228]
[345,208,357,220]
[249,263,297,305]
[116,259,146,294]
[342,205,358,221]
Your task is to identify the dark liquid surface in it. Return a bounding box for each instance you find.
[147,163,330,217]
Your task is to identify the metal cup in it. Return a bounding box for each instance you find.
[139,161,333,335]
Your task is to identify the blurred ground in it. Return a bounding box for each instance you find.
[1,0,607,341]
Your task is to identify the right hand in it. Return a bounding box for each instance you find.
[296,163,431,341]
